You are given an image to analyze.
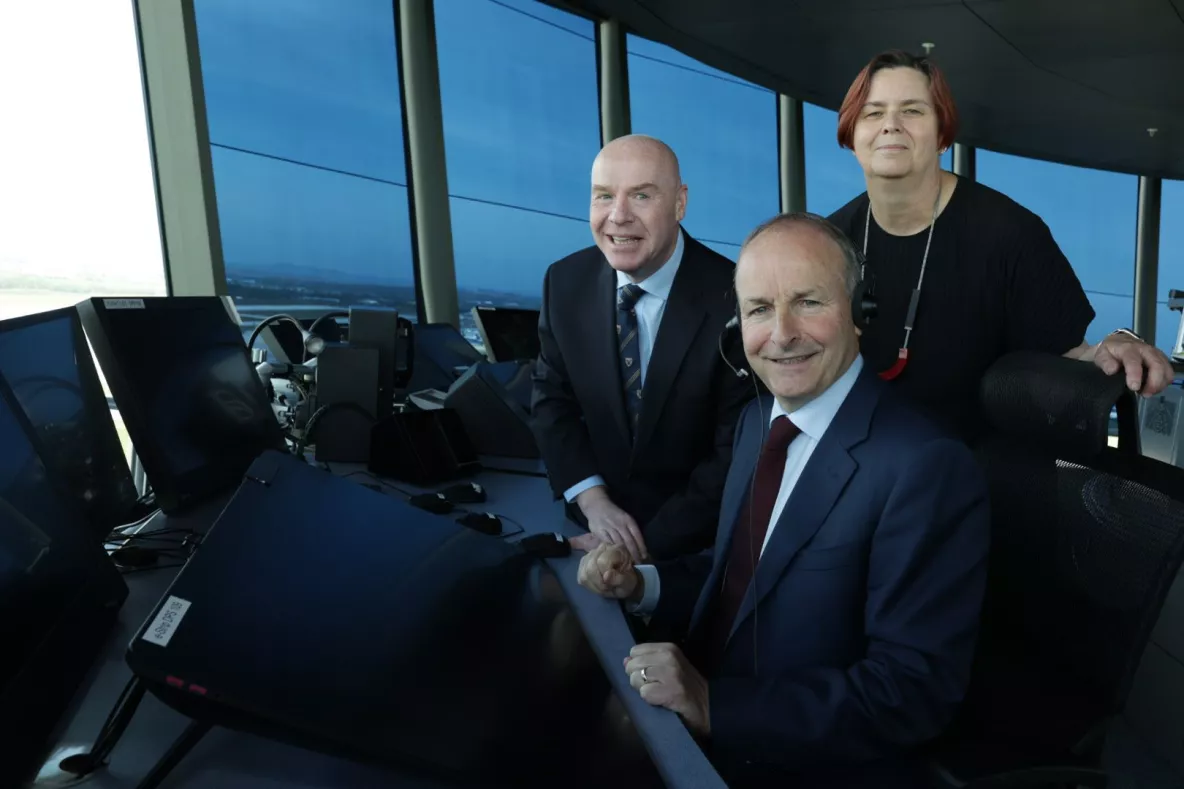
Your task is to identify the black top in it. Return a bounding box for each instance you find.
[829,176,1095,443]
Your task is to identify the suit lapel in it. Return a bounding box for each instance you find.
[591,260,631,444]
[632,236,706,456]
[727,368,881,640]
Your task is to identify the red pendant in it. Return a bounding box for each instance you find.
[879,348,909,381]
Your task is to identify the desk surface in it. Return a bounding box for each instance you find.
[35,465,724,789]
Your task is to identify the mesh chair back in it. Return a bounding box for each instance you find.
[967,352,1184,750]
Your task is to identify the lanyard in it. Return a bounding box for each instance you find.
[863,184,942,381]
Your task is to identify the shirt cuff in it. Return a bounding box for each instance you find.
[625,564,660,615]
[563,475,605,503]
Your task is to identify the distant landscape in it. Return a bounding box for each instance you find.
[225,272,542,343]
[1,269,541,344]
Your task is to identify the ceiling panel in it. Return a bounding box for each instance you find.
[558,0,1184,179]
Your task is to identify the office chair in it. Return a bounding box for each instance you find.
[927,351,1184,788]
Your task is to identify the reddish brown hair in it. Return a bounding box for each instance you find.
[836,50,959,151]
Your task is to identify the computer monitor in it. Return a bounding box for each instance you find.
[472,306,541,363]
[0,307,140,539]
[0,377,128,789]
[403,322,486,393]
[443,360,539,458]
[123,450,645,785]
[77,296,286,514]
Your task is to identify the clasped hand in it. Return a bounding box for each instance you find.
[576,542,639,600]
[577,545,710,737]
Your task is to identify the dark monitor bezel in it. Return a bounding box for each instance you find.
[0,305,140,539]
[76,296,285,515]
[0,377,128,788]
[471,306,541,363]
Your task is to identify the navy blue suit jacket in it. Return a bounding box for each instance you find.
[651,364,991,782]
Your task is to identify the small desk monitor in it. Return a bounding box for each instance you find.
[472,306,541,363]
[0,307,140,539]
[77,296,285,514]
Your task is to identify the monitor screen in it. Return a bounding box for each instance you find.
[0,378,99,689]
[77,297,285,513]
[0,308,140,538]
[472,306,541,363]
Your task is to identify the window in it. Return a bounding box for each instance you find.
[435,0,599,346]
[193,0,416,344]
[627,36,779,259]
[1157,179,1183,358]
[978,152,1137,347]
[805,103,953,218]
[0,0,165,460]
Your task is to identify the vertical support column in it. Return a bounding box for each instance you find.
[133,0,225,296]
[598,19,630,145]
[952,143,975,180]
[1134,175,1162,344]
[398,0,459,327]
[778,95,806,213]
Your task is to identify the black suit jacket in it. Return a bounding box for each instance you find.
[530,230,754,558]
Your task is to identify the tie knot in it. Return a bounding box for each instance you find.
[763,415,800,454]
[618,283,645,312]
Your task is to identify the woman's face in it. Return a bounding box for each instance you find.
[852,67,942,180]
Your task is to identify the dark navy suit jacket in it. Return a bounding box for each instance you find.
[651,364,991,785]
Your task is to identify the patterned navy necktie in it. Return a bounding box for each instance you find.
[617,283,645,435]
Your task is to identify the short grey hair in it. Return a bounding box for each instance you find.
[737,212,863,297]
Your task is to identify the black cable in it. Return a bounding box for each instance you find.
[338,469,524,538]
[246,313,309,362]
[492,513,526,538]
[118,562,188,575]
[339,470,417,498]
[308,310,349,340]
[296,401,378,458]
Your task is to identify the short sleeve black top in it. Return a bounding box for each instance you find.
[828,176,1095,444]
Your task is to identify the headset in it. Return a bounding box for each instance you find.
[717,249,877,379]
[713,212,878,675]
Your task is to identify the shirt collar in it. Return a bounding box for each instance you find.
[770,354,864,440]
[615,228,684,302]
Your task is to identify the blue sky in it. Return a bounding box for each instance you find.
[193,0,1183,353]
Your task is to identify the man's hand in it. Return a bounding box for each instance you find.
[576,487,649,562]
[624,643,710,738]
[1090,332,1175,396]
[569,533,603,552]
[577,543,641,601]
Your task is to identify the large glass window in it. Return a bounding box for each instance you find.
[805,103,953,218]
[628,37,779,260]
[0,1,165,318]
[435,0,599,346]
[193,0,416,339]
[1158,179,1183,358]
[0,0,165,460]
[978,152,1137,347]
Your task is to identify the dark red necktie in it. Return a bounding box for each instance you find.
[699,415,800,671]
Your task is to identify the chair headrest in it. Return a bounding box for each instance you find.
[980,351,1130,457]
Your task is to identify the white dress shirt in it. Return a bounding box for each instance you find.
[563,231,686,503]
[630,354,865,613]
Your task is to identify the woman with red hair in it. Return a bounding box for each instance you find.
[827,49,1173,443]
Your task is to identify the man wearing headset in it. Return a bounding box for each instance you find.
[578,212,991,787]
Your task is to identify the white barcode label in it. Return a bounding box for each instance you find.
[141,595,191,647]
[103,298,145,309]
